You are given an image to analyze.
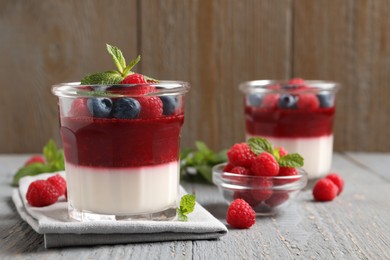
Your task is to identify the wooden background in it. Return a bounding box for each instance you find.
[0,0,389,153]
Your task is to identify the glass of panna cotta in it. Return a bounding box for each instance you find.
[52,81,190,221]
[239,79,339,179]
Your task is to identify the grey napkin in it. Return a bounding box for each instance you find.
[13,172,227,248]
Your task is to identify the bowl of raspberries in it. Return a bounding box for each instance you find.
[212,137,308,215]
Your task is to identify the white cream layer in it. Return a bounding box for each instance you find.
[247,134,333,179]
[65,161,179,215]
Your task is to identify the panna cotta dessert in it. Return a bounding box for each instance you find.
[240,78,339,179]
[52,44,190,221]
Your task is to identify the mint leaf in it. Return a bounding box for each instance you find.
[122,55,141,76]
[278,153,304,168]
[12,163,53,186]
[248,137,273,155]
[272,148,280,161]
[177,194,196,221]
[195,164,212,183]
[81,71,123,85]
[106,44,126,73]
[43,139,59,164]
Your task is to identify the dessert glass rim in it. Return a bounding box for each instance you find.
[239,79,340,94]
[52,81,191,98]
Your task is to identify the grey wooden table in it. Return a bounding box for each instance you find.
[1,153,389,259]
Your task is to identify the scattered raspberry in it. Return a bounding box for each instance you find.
[233,191,260,208]
[250,178,273,201]
[313,178,339,202]
[251,152,279,176]
[326,173,344,195]
[69,98,91,117]
[265,192,289,207]
[297,94,319,110]
[26,180,60,207]
[47,174,67,196]
[260,94,279,109]
[226,199,256,229]
[227,143,256,168]
[223,163,235,172]
[277,147,288,157]
[24,156,45,166]
[137,97,163,118]
[231,166,251,175]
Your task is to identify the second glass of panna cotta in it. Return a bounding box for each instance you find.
[52,81,190,221]
[239,79,339,179]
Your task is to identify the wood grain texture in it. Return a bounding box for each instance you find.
[139,0,292,150]
[0,0,138,153]
[293,0,390,152]
[1,153,389,258]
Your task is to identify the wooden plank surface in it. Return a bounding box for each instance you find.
[1,153,389,259]
[345,152,390,181]
[108,0,292,150]
[0,0,138,153]
[293,0,390,152]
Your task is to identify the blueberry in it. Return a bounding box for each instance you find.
[248,93,263,107]
[160,96,178,115]
[278,94,297,109]
[317,93,334,108]
[87,98,113,118]
[112,98,140,119]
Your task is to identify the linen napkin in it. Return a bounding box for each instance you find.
[12,172,227,248]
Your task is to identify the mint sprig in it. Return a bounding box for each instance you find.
[12,140,65,186]
[278,153,304,168]
[247,137,273,155]
[80,44,157,85]
[177,194,196,221]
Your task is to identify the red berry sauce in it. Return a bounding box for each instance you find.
[245,106,335,138]
[60,114,184,168]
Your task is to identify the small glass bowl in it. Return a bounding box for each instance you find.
[212,163,308,215]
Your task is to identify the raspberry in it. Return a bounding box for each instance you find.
[279,167,298,176]
[24,155,45,166]
[47,174,67,196]
[69,98,91,117]
[230,166,251,175]
[250,178,273,201]
[119,73,156,95]
[289,78,305,85]
[137,96,163,118]
[251,152,279,176]
[297,94,319,110]
[260,94,279,109]
[227,143,256,168]
[326,173,344,195]
[226,199,256,229]
[265,191,289,207]
[313,178,339,202]
[223,163,235,172]
[277,147,288,157]
[26,180,60,207]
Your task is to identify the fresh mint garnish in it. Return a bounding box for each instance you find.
[272,148,281,161]
[80,44,156,85]
[180,141,227,183]
[247,137,273,155]
[278,153,304,168]
[177,194,196,221]
[12,140,65,186]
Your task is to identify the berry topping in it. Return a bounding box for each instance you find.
[121,73,147,84]
[326,173,344,195]
[251,152,279,176]
[289,78,305,85]
[137,96,163,119]
[69,99,91,117]
[277,147,288,157]
[112,98,141,119]
[317,92,334,108]
[47,174,67,196]
[160,96,178,116]
[296,94,320,110]
[227,143,256,168]
[278,94,297,109]
[261,94,279,108]
[230,166,251,175]
[24,155,45,166]
[226,199,256,229]
[248,93,263,107]
[26,180,60,207]
[87,98,113,118]
[313,178,338,201]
